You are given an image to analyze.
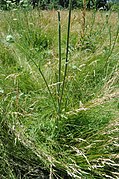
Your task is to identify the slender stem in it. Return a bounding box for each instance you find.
[82,0,86,38]
[59,0,72,111]
[16,44,57,112]
[89,11,96,36]
[106,24,119,61]
[38,67,57,110]
[57,10,62,116]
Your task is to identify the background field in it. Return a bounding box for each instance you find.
[0,9,119,178]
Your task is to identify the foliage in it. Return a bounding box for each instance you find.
[0,0,119,10]
[111,1,119,11]
[0,9,119,178]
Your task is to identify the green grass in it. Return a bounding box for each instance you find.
[0,9,119,178]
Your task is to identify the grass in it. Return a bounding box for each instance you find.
[0,8,119,178]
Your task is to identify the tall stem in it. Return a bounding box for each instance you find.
[82,0,86,38]
[57,10,62,116]
[38,66,57,112]
[59,0,72,111]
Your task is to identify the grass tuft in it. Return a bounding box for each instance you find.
[0,9,119,178]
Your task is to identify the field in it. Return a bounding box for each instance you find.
[0,9,119,178]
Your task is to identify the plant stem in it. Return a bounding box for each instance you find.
[82,0,86,38]
[16,44,57,112]
[106,24,119,62]
[59,0,72,111]
[38,66,57,112]
[57,10,62,116]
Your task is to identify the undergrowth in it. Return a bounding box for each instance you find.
[0,9,119,178]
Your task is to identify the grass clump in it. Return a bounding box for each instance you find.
[0,8,119,178]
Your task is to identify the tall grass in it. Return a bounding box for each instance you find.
[0,8,119,178]
[58,0,72,117]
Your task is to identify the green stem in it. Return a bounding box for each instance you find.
[16,44,57,112]
[59,0,72,111]
[57,10,62,116]
[38,66,57,112]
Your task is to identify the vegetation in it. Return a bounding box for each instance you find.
[0,0,119,10]
[0,0,83,10]
[0,6,119,179]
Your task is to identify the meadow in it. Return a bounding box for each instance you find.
[0,8,119,178]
